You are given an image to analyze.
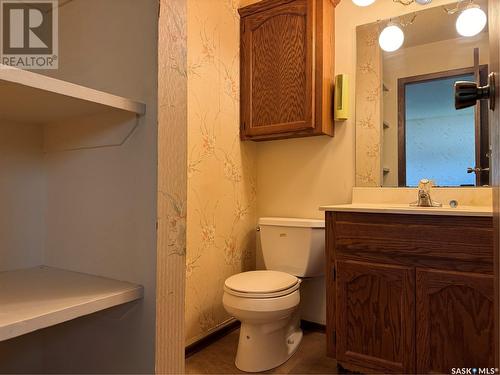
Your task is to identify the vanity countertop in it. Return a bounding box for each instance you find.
[319,203,492,217]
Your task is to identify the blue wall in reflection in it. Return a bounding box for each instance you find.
[405,74,475,186]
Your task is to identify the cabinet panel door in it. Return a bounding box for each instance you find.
[326,212,336,358]
[416,268,494,373]
[336,260,415,373]
[241,0,314,138]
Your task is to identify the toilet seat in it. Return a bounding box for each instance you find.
[224,270,300,299]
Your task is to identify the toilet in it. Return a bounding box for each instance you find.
[223,217,325,372]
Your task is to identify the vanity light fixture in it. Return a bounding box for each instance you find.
[378,13,415,52]
[456,4,487,36]
[394,0,432,4]
[352,0,431,6]
[352,0,376,6]
[379,24,405,52]
[445,1,487,37]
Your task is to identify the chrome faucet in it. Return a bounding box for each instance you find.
[410,179,442,207]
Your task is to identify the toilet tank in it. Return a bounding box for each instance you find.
[259,217,325,277]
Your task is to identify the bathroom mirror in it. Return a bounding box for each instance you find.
[355,0,490,187]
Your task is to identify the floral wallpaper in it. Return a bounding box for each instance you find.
[185,0,257,345]
[355,23,383,186]
[157,0,187,371]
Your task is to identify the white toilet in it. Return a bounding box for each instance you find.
[222,217,325,372]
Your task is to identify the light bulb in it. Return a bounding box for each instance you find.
[379,25,404,52]
[456,5,487,37]
[352,0,376,6]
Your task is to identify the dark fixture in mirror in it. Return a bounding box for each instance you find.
[455,72,496,110]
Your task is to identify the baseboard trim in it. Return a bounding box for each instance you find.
[301,319,326,332]
[185,319,241,358]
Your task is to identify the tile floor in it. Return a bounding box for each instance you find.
[186,328,339,374]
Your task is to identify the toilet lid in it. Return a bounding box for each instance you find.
[224,271,299,295]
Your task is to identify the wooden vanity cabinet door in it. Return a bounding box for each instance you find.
[240,0,314,139]
[416,268,495,373]
[336,259,416,374]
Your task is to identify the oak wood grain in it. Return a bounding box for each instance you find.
[315,0,335,137]
[238,0,296,18]
[249,2,311,132]
[325,212,336,357]
[416,268,494,373]
[239,0,336,141]
[336,259,415,374]
[333,212,493,274]
[326,211,495,373]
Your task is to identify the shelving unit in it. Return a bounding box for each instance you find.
[0,64,146,124]
[0,266,143,342]
[0,2,156,372]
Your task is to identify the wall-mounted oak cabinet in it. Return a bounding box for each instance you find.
[239,0,337,141]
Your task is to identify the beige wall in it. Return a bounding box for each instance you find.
[185,0,258,345]
[0,123,45,272]
[255,0,458,219]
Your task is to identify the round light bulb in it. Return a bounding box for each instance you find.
[379,25,405,52]
[352,0,376,6]
[456,5,487,37]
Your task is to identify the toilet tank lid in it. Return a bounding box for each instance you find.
[258,217,325,228]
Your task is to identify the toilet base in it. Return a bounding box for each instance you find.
[235,314,303,372]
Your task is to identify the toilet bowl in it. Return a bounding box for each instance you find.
[223,270,303,372]
[223,217,325,373]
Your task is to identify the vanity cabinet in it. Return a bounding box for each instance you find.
[238,0,336,141]
[326,211,495,374]
[416,269,494,373]
[336,260,415,373]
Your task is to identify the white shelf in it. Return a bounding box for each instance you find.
[0,65,146,124]
[0,266,143,342]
